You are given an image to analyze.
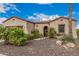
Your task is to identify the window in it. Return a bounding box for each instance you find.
[58,24,65,33]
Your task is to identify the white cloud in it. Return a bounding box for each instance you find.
[0,3,20,13]
[72,11,76,15]
[76,24,79,29]
[27,13,60,22]
[0,17,7,24]
[49,14,60,20]
[37,3,52,5]
[28,16,36,20]
[37,3,54,7]
[0,4,7,13]
[7,3,21,12]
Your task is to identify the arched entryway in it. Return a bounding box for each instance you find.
[43,26,48,37]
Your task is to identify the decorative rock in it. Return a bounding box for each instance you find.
[34,37,45,40]
[62,45,68,50]
[56,40,62,46]
[0,40,4,42]
[66,42,76,48]
[34,38,41,40]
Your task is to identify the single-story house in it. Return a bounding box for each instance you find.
[3,16,77,39]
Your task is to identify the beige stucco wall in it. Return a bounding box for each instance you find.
[3,17,28,34]
[50,18,77,39]
[35,18,69,35]
[35,18,77,39]
[50,18,69,35]
[35,23,49,35]
[72,21,77,39]
[26,22,35,34]
[3,17,77,39]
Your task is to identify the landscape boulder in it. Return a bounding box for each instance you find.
[56,40,62,46]
[66,42,76,48]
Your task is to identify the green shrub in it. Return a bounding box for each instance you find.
[0,26,10,44]
[57,33,63,36]
[26,34,33,40]
[14,37,26,46]
[7,27,27,46]
[76,29,79,36]
[48,28,56,38]
[0,26,27,46]
[62,35,75,44]
[31,29,42,39]
[0,25,6,39]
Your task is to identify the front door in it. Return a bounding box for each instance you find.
[43,26,48,37]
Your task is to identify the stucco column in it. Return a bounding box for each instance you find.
[72,21,77,39]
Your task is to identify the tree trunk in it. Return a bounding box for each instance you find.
[69,3,72,36]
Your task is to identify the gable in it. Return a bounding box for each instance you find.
[50,17,69,26]
[50,17,68,23]
[50,17,76,22]
[3,16,34,24]
[3,17,27,26]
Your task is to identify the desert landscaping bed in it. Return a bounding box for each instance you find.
[0,39,79,56]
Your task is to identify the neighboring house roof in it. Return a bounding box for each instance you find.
[3,16,76,24]
[3,16,34,24]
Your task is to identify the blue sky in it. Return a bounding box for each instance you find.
[0,3,79,28]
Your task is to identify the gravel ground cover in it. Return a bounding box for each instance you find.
[0,39,79,56]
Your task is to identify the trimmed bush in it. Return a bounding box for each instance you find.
[7,27,27,46]
[62,35,75,44]
[31,29,43,39]
[48,28,56,38]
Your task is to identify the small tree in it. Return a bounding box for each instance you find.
[48,28,56,38]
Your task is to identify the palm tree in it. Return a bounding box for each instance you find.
[69,3,72,36]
